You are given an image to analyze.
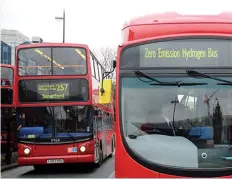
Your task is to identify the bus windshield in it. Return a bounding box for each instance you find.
[121,76,232,169]
[18,47,87,76]
[17,106,93,143]
[1,67,13,86]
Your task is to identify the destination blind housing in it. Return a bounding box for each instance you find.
[18,78,89,102]
[120,38,232,68]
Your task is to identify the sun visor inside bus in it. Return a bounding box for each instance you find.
[19,127,44,136]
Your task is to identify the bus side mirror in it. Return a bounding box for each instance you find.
[112,60,116,69]
[99,79,112,104]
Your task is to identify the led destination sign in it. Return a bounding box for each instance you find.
[120,38,232,68]
[144,47,218,60]
[37,83,69,100]
[18,79,89,102]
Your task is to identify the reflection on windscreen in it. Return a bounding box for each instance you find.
[17,106,92,142]
[122,77,232,169]
[1,67,13,86]
[18,47,87,76]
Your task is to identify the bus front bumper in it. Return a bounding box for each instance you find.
[18,154,95,165]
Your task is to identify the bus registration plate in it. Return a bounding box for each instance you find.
[47,159,64,164]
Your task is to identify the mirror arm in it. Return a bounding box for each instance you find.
[100,68,115,96]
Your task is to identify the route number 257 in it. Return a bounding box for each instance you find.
[56,84,68,91]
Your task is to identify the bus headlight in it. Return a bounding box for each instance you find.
[80,146,86,152]
[24,148,30,155]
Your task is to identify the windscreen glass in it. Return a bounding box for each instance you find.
[121,76,232,169]
[18,47,87,76]
[1,67,13,86]
[17,106,93,143]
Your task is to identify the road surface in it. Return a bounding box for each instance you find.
[1,156,114,178]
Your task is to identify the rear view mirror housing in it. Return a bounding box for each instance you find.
[99,60,116,103]
[99,79,112,104]
[112,60,116,69]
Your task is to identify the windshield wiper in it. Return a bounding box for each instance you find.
[60,132,77,141]
[32,132,77,142]
[186,70,232,85]
[55,124,77,141]
[134,70,207,87]
[151,82,207,86]
[34,133,50,141]
[34,131,77,142]
[134,70,163,83]
[217,83,232,86]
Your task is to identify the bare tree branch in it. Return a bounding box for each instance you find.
[91,47,116,71]
[100,47,117,72]
[92,47,116,114]
[92,47,116,79]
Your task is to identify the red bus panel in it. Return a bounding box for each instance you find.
[116,12,232,178]
[15,43,115,169]
[1,64,17,163]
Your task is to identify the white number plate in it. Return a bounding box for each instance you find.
[47,159,64,164]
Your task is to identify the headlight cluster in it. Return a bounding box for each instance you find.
[24,148,30,155]
[23,146,86,155]
[80,146,86,152]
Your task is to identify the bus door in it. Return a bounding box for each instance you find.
[93,115,100,162]
[102,114,107,158]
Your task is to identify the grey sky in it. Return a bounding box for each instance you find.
[1,0,232,51]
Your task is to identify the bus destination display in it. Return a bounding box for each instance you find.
[37,83,69,100]
[144,47,218,61]
[18,79,89,103]
[120,39,232,68]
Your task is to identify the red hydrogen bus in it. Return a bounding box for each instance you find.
[1,64,17,163]
[15,43,115,170]
[99,12,232,178]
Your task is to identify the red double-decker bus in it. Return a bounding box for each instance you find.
[15,43,115,170]
[1,64,17,164]
[99,12,232,178]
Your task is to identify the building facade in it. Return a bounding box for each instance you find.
[1,41,11,64]
[1,29,30,65]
